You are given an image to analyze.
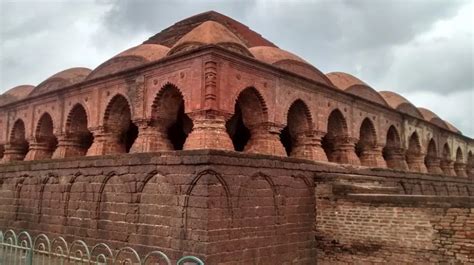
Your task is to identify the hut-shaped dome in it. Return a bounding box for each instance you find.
[87,44,170,80]
[0,85,34,106]
[249,46,332,85]
[418,107,450,130]
[168,21,252,57]
[326,72,388,106]
[29,68,91,97]
[379,91,424,119]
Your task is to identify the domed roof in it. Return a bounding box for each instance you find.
[443,120,461,134]
[379,91,424,119]
[0,85,34,106]
[168,21,252,56]
[249,46,332,85]
[29,68,91,97]
[87,44,170,80]
[418,107,450,130]
[326,72,388,106]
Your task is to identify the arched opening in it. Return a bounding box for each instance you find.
[441,143,455,176]
[280,100,312,157]
[454,147,466,177]
[226,87,268,153]
[151,84,192,150]
[424,139,441,174]
[226,105,250,152]
[382,126,406,170]
[9,119,29,160]
[406,132,426,173]
[65,104,93,156]
[355,118,380,167]
[103,95,137,154]
[322,109,348,163]
[33,113,58,159]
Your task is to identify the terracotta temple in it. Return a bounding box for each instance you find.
[0,11,473,264]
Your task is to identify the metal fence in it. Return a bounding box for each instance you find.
[0,230,204,265]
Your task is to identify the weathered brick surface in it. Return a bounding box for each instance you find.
[315,178,474,264]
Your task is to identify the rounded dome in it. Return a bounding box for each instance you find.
[379,91,424,119]
[168,21,252,57]
[418,107,450,130]
[29,68,91,97]
[0,85,34,106]
[87,44,170,80]
[249,46,332,86]
[326,72,388,106]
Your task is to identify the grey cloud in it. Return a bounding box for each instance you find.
[0,0,472,136]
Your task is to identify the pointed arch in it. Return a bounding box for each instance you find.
[424,139,442,174]
[454,147,467,177]
[63,103,93,157]
[322,109,348,162]
[383,125,406,170]
[280,99,313,156]
[103,94,137,153]
[8,119,29,160]
[151,83,192,150]
[441,143,456,176]
[356,118,378,166]
[226,87,269,152]
[182,169,232,239]
[406,132,427,173]
[33,112,58,159]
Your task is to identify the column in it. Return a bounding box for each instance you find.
[359,144,386,168]
[52,135,85,159]
[441,159,456,176]
[384,148,409,171]
[24,140,51,161]
[332,136,360,166]
[454,162,468,177]
[245,122,286,156]
[425,156,443,175]
[130,119,172,153]
[291,130,327,162]
[86,127,123,156]
[183,111,233,151]
[406,153,428,173]
[1,144,26,162]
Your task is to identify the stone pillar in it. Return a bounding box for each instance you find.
[183,111,233,151]
[384,148,409,171]
[52,135,85,159]
[291,130,328,162]
[441,159,456,177]
[24,140,52,161]
[359,144,386,168]
[130,119,172,153]
[1,144,26,162]
[86,127,123,156]
[245,122,286,156]
[406,153,428,173]
[425,157,443,175]
[332,136,360,166]
[454,162,468,177]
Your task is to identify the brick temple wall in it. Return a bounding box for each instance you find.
[0,150,472,264]
[315,177,474,264]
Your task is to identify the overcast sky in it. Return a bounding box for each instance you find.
[1,0,473,137]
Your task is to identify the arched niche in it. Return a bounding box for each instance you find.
[103,94,138,154]
[405,132,427,173]
[382,126,407,170]
[280,99,312,158]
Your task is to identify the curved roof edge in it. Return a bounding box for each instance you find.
[29,67,91,97]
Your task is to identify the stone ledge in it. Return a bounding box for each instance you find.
[344,194,474,208]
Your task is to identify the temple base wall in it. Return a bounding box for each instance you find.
[0,150,472,264]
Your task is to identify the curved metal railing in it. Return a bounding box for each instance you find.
[0,229,204,265]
